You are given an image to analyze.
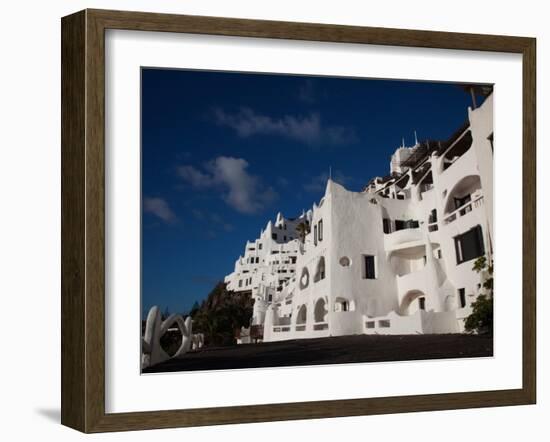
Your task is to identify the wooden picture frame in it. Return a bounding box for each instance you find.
[61,8,536,433]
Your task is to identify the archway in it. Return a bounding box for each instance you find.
[399,290,427,316]
[443,175,482,215]
[296,304,307,324]
[314,298,328,323]
[334,297,355,312]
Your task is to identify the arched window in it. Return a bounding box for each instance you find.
[314,256,326,282]
[296,305,307,324]
[314,298,328,323]
[334,297,355,312]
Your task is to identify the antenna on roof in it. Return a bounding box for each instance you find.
[414,130,418,145]
[402,137,405,148]
[329,165,332,180]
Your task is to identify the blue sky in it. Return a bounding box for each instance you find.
[141,68,478,317]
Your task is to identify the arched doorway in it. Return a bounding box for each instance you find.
[314,298,328,323]
[399,290,427,316]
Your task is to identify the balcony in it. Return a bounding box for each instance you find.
[443,195,484,226]
[384,227,423,252]
[396,266,429,305]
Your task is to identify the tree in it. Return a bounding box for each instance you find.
[464,256,493,335]
[191,282,253,346]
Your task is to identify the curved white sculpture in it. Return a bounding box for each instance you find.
[141,306,194,369]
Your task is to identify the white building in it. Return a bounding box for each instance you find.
[225,93,493,342]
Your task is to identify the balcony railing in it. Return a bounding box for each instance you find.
[442,195,484,226]
[313,322,329,331]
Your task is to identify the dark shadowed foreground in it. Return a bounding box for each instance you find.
[143,334,493,373]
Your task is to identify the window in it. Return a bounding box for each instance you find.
[290,256,297,264]
[429,209,437,224]
[419,297,426,310]
[395,219,417,230]
[454,194,471,210]
[363,255,376,279]
[458,288,466,308]
[256,257,259,264]
[394,220,405,231]
[314,225,318,246]
[437,249,442,259]
[318,219,323,241]
[454,225,485,264]
[314,256,326,282]
[238,280,242,288]
[284,236,287,241]
[259,243,263,250]
[383,218,392,234]
[268,294,273,302]
[272,233,277,240]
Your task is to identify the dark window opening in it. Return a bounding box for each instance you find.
[454,194,471,211]
[455,225,485,264]
[458,288,466,308]
[318,219,323,241]
[272,233,277,240]
[314,225,318,246]
[419,297,426,310]
[364,255,376,279]
[394,219,419,231]
[383,218,392,234]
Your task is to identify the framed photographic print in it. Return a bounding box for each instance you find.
[61,9,536,433]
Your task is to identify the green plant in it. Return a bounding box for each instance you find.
[464,256,493,334]
[191,282,253,346]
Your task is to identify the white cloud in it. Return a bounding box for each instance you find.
[143,197,177,223]
[178,156,277,214]
[213,107,357,146]
[177,165,216,188]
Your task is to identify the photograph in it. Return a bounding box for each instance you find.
[140,68,494,373]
